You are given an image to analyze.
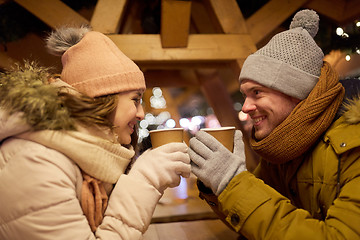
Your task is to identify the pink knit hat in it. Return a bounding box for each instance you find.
[46,27,146,97]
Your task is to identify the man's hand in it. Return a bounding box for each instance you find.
[189,130,246,195]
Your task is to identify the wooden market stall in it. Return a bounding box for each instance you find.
[1,1,360,238]
[2,0,360,131]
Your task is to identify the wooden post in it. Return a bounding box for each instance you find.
[0,52,19,70]
[196,69,240,128]
[160,0,191,48]
[14,0,89,29]
[90,0,127,33]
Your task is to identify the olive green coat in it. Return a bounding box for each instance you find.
[200,98,360,239]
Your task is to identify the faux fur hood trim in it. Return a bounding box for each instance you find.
[342,96,360,124]
[0,62,75,131]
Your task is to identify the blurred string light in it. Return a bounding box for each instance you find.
[150,87,166,109]
[335,20,360,61]
[165,119,176,128]
[179,115,208,134]
[138,111,173,142]
[138,87,171,142]
[336,27,344,36]
[138,87,228,142]
[336,27,349,38]
[179,118,190,128]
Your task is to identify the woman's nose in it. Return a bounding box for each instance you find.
[137,104,145,120]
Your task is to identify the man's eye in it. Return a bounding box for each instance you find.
[254,90,260,95]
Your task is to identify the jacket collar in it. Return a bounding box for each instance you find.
[325,96,360,155]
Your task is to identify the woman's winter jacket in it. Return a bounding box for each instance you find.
[0,68,162,239]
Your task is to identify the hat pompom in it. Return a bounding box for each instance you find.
[290,9,319,38]
[46,25,91,56]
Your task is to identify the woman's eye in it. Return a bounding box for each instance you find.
[133,98,141,105]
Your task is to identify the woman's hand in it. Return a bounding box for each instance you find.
[128,142,190,194]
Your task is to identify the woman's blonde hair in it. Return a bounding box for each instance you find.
[58,86,139,149]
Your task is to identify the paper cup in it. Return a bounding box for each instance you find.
[149,128,184,148]
[201,126,235,152]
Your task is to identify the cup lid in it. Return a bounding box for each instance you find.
[149,128,184,133]
[200,126,235,131]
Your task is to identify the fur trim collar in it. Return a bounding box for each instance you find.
[0,63,75,131]
[342,96,360,124]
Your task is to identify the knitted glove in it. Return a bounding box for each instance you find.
[128,142,191,194]
[189,130,246,196]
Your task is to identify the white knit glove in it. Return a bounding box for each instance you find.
[189,130,246,196]
[128,142,191,194]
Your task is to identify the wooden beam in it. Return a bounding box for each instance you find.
[306,0,360,24]
[208,0,256,92]
[14,0,89,29]
[344,0,360,22]
[144,70,199,88]
[90,0,127,33]
[246,0,309,45]
[0,52,19,70]
[109,34,254,62]
[139,62,232,71]
[343,0,360,24]
[228,59,245,92]
[161,0,192,48]
[120,1,143,34]
[208,0,249,34]
[191,1,218,33]
[196,69,241,129]
[305,0,345,23]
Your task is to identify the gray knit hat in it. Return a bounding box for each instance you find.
[239,9,324,100]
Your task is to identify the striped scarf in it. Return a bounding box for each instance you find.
[250,62,345,164]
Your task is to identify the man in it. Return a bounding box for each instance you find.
[189,9,360,239]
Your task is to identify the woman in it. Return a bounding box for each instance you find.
[0,26,190,239]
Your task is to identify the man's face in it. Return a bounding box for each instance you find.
[240,79,300,140]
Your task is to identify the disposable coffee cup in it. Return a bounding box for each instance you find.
[200,126,235,152]
[149,128,184,148]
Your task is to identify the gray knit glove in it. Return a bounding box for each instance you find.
[189,130,246,196]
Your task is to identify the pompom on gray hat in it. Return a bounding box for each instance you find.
[239,9,324,100]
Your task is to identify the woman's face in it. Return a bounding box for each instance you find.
[108,90,145,144]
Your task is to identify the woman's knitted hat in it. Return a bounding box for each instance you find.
[239,9,324,100]
[46,26,146,98]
